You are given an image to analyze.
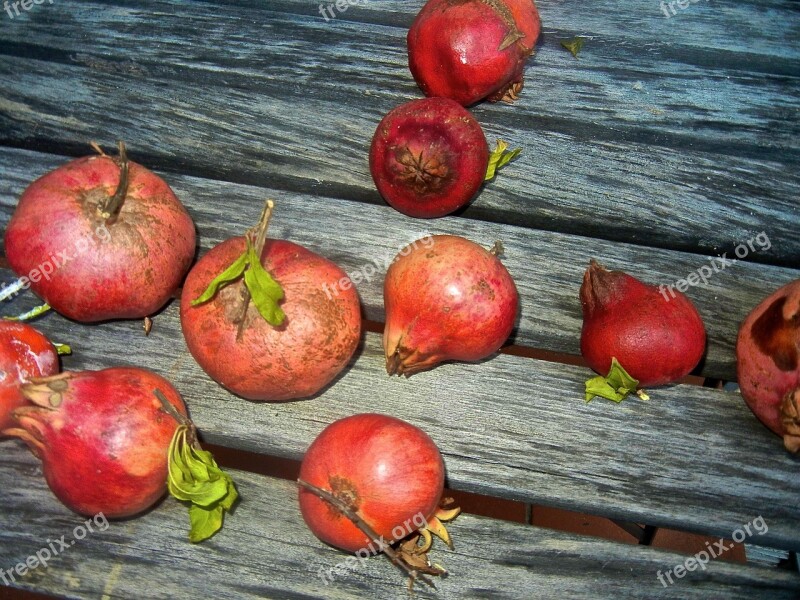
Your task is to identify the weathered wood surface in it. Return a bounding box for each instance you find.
[0,0,798,597]
[0,0,797,265]
[1,444,798,599]
[0,270,796,552]
[1,147,798,384]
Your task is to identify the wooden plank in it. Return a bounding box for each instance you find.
[0,1,797,265]
[1,444,798,599]
[2,147,797,383]
[0,267,797,550]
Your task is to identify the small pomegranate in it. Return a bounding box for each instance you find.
[384,235,519,376]
[3,367,187,518]
[580,260,707,387]
[370,97,489,218]
[736,279,800,452]
[0,322,59,432]
[407,0,542,106]
[181,201,361,401]
[3,142,196,322]
[298,414,445,553]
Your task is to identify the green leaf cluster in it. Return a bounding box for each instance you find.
[168,426,239,543]
[191,238,285,326]
[585,358,641,403]
[485,140,521,181]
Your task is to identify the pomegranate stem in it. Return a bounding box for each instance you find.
[100,141,130,222]
[235,199,274,341]
[154,389,192,430]
[297,478,436,590]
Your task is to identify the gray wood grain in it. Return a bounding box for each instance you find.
[1,444,798,599]
[0,280,796,552]
[0,0,797,265]
[2,147,797,383]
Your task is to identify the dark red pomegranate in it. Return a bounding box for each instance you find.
[369,97,489,218]
[580,260,706,387]
[407,0,542,106]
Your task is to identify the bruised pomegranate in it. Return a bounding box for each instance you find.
[736,279,800,452]
[3,367,187,518]
[580,260,706,387]
[408,0,541,106]
[0,322,59,432]
[384,235,519,375]
[370,97,489,218]
[298,414,445,553]
[181,204,361,401]
[3,142,195,322]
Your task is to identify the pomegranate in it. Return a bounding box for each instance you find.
[0,321,59,432]
[736,279,800,452]
[580,260,706,387]
[369,97,489,218]
[407,0,542,106]
[384,235,519,376]
[180,201,361,401]
[3,367,187,518]
[3,142,196,322]
[298,414,445,553]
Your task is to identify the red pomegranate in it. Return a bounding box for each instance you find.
[407,0,542,106]
[3,142,196,322]
[0,321,59,432]
[5,367,187,518]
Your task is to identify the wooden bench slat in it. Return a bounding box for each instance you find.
[1,444,798,599]
[0,280,795,551]
[0,1,797,266]
[2,147,797,383]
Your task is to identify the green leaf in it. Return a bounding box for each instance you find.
[53,343,71,356]
[485,140,522,181]
[560,36,585,59]
[243,240,286,326]
[585,358,641,403]
[191,250,248,306]
[188,504,224,543]
[167,425,239,542]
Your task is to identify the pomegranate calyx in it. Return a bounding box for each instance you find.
[395,147,449,194]
[21,372,72,409]
[781,388,800,454]
[585,357,643,403]
[484,140,521,182]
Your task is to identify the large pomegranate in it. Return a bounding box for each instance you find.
[298,413,445,553]
[5,367,187,518]
[180,203,361,401]
[3,142,196,322]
